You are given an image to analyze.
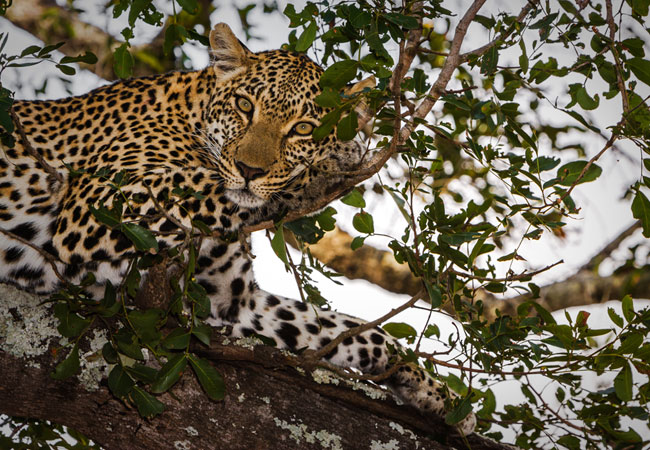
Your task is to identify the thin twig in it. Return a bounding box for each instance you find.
[314,358,402,383]
[143,183,192,234]
[0,226,67,284]
[605,0,629,114]
[311,288,426,361]
[447,260,563,283]
[10,108,64,185]
[525,376,589,434]
[556,134,616,204]
[459,0,541,62]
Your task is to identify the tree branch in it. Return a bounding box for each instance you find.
[10,108,64,184]
[0,283,513,450]
[459,0,541,62]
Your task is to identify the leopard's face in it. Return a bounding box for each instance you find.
[204,38,362,208]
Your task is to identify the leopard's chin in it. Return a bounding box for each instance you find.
[225,188,267,209]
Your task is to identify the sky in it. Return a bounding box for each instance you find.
[1,0,649,446]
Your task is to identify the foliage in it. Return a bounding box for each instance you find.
[272,1,650,447]
[0,416,99,449]
[1,0,650,449]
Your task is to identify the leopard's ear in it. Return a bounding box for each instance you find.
[209,23,252,80]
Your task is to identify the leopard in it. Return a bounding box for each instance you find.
[0,23,476,435]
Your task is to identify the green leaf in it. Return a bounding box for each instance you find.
[382,322,417,339]
[607,308,623,328]
[125,363,158,383]
[177,0,198,14]
[349,7,372,28]
[163,24,187,56]
[0,88,15,135]
[295,20,318,52]
[628,57,650,87]
[556,161,602,186]
[186,28,210,47]
[319,60,359,89]
[125,262,141,298]
[151,353,187,393]
[89,203,121,228]
[424,282,442,308]
[423,324,440,339]
[477,388,496,418]
[350,236,365,250]
[98,281,120,317]
[192,323,212,346]
[108,365,135,398]
[20,45,41,57]
[621,294,635,322]
[614,362,633,402]
[520,301,556,325]
[507,120,537,150]
[115,329,145,360]
[60,52,98,65]
[113,43,134,79]
[631,191,650,237]
[51,345,80,380]
[315,206,337,231]
[569,84,599,110]
[163,328,191,350]
[54,303,91,338]
[341,189,366,208]
[445,395,473,426]
[55,64,76,76]
[270,225,289,265]
[619,334,643,354]
[336,110,358,141]
[128,308,164,345]
[102,342,119,364]
[352,211,374,234]
[480,46,499,76]
[188,355,226,401]
[314,87,341,108]
[529,156,561,172]
[484,282,506,293]
[530,12,558,29]
[313,109,341,141]
[37,42,64,57]
[121,222,159,253]
[383,13,419,29]
[187,281,210,319]
[130,386,164,418]
[557,435,581,450]
[285,218,323,244]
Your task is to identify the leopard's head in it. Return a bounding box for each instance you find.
[204,23,372,208]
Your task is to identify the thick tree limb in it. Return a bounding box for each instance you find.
[0,284,513,450]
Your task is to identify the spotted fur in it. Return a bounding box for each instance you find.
[0,23,475,434]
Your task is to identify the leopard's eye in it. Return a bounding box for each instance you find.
[236,96,253,113]
[293,122,314,136]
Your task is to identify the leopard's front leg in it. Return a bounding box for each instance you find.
[196,253,476,436]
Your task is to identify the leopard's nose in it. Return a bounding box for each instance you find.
[235,161,267,181]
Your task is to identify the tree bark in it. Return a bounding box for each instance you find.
[0,283,512,450]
